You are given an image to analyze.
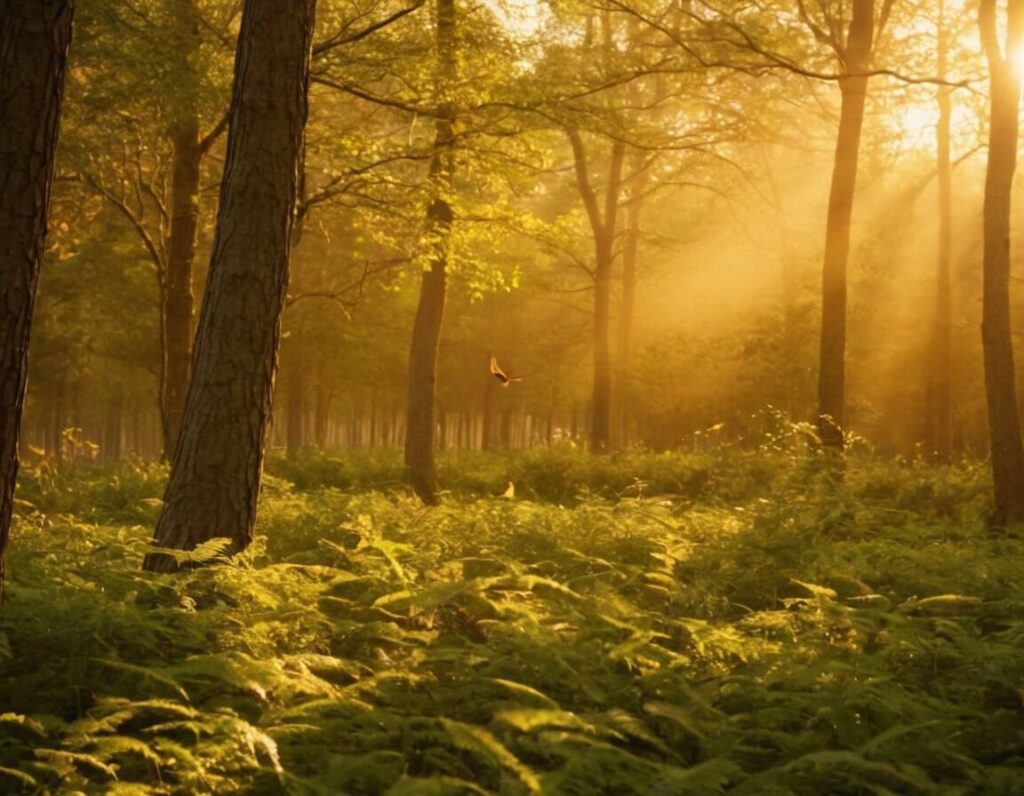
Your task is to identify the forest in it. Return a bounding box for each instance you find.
[2,0,1024,793]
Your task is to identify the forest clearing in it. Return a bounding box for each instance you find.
[4,0,1024,792]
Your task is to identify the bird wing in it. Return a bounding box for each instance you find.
[490,355,523,386]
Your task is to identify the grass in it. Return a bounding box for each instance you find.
[0,447,1020,794]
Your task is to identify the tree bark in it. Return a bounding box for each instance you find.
[145,0,316,571]
[404,0,456,504]
[160,0,203,460]
[0,0,74,595]
[927,10,953,460]
[816,0,873,451]
[979,0,1024,525]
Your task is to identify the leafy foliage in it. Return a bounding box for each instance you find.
[1,450,1021,793]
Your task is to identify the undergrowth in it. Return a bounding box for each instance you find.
[1,449,1020,794]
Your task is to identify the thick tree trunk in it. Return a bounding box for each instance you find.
[0,0,74,595]
[145,0,315,571]
[404,0,456,504]
[816,0,873,451]
[928,17,953,460]
[0,0,74,598]
[979,0,1024,525]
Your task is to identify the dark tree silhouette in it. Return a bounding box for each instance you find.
[0,0,75,595]
[978,0,1024,525]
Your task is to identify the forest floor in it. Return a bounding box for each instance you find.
[1,448,1023,795]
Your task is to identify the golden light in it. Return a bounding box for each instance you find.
[888,92,977,155]
[1011,41,1024,84]
[893,102,939,151]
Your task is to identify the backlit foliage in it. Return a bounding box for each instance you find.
[2,449,1021,793]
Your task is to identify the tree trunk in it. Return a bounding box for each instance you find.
[979,0,1024,525]
[286,350,305,457]
[481,378,495,451]
[567,131,625,454]
[314,360,329,448]
[0,0,74,595]
[145,0,315,571]
[161,0,203,460]
[927,13,953,460]
[162,120,201,459]
[104,384,124,462]
[816,0,873,451]
[404,0,456,504]
[592,235,614,451]
[616,185,642,448]
[50,376,66,463]
[437,404,448,451]
[500,409,512,448]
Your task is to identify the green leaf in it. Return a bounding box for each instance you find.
[0,766,37,789]
[441,718,540,793]
[91,659,190,701]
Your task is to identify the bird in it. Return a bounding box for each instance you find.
[490,355,522,387]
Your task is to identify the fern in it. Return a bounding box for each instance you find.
[2,453,1022,794]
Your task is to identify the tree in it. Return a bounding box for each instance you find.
[144,0,316,570]
[162,0,227,459]
[978,0,1024,525]
[0,0,75,594]
[63,0,233,458]
[567,128,624,452]
[615,147,645,448]
[925,0,956,460]
[813,0,894,451]
[404,0,457,503]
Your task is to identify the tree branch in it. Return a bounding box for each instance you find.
[313,0,426,55]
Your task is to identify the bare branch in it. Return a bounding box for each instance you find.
[314,0,426,55]
[311,74,436,116]
[199,109,230,154]
[566,126,606,240]
[70,172,166,273]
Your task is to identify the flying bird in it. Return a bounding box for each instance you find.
[490,355,522,387]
